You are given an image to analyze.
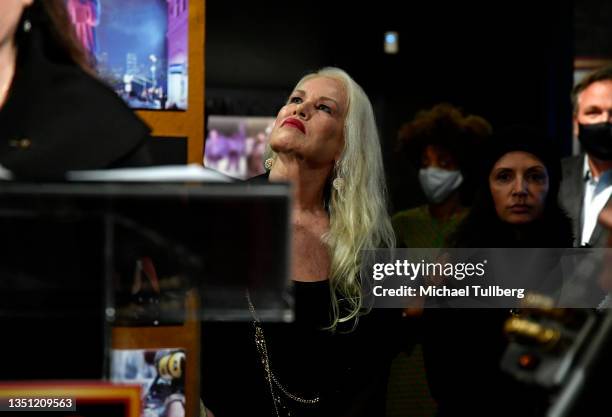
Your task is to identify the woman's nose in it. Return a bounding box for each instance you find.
[512,178,528,195]
[293,102,310,119]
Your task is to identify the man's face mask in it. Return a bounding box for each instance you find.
[578,122,612,161]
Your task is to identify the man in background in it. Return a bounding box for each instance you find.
[560,66,612,247]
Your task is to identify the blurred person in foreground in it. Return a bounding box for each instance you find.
[0,0,151,180]
[0,0,152,381]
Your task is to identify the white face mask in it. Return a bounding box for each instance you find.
[418,167,463,204]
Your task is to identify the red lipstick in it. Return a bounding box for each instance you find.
[281,118,306,134]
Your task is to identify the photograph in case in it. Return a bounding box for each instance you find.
[111,348,186,417]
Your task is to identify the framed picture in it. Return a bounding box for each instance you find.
[67,0,188,111]
[112,290,200,417]
[204,115,275,179]
[112,348,186,417]
[67,0,205,164]
[573,57,612,85]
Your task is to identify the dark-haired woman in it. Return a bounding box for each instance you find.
[393,103,491,248]
[389,104,491,416]
[423,126,573,417]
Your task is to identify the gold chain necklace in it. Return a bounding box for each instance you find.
[246,290,320,417]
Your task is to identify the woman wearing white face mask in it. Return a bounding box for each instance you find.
[387,104,492,417]
[392,103,491,248]
[417,147,464,205]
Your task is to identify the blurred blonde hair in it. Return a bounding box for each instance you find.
[267,67,395,329]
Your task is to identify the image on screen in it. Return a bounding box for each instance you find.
[204,115,276,180]
[66,0,189,110]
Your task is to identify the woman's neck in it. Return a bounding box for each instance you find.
[428,191,463,220]
[0,38,17,109]
[270,155,333,283]
[269,155,331,214]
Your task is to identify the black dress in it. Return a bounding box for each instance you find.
[201,280,401,417]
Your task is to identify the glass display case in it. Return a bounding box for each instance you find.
[0,181,291,417]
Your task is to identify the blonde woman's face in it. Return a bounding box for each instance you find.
[269,76,347,168]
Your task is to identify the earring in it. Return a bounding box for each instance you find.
[264,158,274,170]
[23,19,32,33]
[332,160,344,191]
[332,177,345,191]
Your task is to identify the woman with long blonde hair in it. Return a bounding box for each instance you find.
[202,67,399,417]
[266,67,395,326]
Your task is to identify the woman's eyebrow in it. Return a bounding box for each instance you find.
[320,96,340,107]
[292,90,339,107]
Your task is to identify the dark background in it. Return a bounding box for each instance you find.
[205,0,608,212]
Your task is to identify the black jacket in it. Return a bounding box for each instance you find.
[559,154,610,248]
[0,24,151,180]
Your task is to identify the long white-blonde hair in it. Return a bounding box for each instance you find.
[268,67,395,329]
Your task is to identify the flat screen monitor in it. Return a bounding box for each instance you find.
[66,0,189,110]
[204,115,276,180]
